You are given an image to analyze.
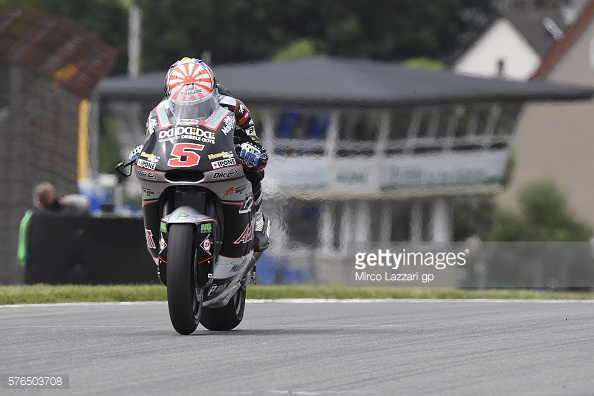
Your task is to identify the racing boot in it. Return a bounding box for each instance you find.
[253,208,270,252]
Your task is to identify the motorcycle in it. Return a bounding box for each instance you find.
[116,106,264,335]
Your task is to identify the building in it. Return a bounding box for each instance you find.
[96,56,591,283]
[451,6,570,80]
[498,1,594,227]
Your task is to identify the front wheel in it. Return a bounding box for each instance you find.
[167,224,203,335]
[200,286,246,331]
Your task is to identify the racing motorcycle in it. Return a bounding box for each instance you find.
[116,106,264,335]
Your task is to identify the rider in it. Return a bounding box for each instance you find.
[129,57,270,252]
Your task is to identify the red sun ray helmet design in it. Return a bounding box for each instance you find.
[164,58,218,121]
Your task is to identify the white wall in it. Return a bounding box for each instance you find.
[497,17,594,227]
[453,18,541,81]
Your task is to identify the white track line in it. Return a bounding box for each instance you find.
[1,299,594,308]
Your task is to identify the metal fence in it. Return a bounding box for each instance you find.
[0,7,116,283]
[0,64,80,283]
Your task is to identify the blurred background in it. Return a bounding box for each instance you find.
[2,0,594,287]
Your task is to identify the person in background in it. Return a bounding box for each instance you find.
[34,182,89,216]
[17,182,89,266]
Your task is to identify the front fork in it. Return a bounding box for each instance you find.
[160,206,217,289]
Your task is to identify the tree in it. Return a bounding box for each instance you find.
[0,0,129,75]
[141,0,494,71]
[489,179,593,241]
[3,0,496,74]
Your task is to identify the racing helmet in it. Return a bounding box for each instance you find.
[164,57,218,120]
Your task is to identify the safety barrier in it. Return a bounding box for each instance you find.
[25,214,159,284]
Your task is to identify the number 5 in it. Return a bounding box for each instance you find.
[168,143,205,167]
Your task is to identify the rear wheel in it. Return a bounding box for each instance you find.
[200,286,246,331]
[167,224,203,335]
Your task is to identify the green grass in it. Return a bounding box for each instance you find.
[0,285,593,305]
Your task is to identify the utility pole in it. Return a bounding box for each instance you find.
[128,0,142,79]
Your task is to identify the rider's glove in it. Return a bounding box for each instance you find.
[128,145,142,162]
[237,142,261,168]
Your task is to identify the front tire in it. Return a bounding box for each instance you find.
[167,224,203,335]
[200,286,246,331]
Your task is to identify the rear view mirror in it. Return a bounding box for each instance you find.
[115,160,134,178]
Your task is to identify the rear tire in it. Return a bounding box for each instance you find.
[167,224,203,335]
[200,286,246,331]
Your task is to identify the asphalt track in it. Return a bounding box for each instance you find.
[1,299,593,395]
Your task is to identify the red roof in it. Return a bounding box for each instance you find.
[0,6,116,98]
[532,0,594,79]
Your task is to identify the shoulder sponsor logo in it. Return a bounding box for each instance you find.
[245,125,256,136]
[234,223,254,244]
[203,107,229,129]
[147,117,158,134]
[211,158,236,169]
[221,115,234,135]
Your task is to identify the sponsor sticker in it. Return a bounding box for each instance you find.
[238,194,253,214]
[207,284,225,296]
[158,126,215,144]
[200,223,212,233]
[159,235,167,253]
[200,234,212,254]
[147,117,158,134]
[211,158,236,169]
[137,159,156,170]
[230,263,243,273]
[177,119,201,126]
[234,223,253,244]
[145,229,156,249]
[207,151,234,160]
[221,115,234,135]
[212,168,238,179]
[140,151,160,163]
